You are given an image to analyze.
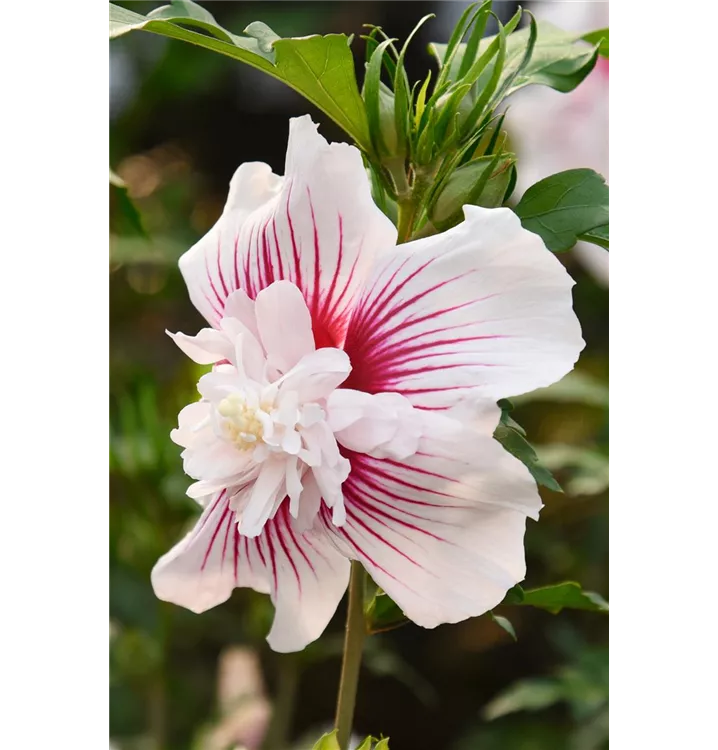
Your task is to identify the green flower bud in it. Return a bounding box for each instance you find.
[429,152,515,230]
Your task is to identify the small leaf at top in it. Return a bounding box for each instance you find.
[109,3,370,149]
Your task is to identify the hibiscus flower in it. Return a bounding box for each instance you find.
[152,116,584,652]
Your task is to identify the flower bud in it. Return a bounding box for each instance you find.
[429,153,515,230]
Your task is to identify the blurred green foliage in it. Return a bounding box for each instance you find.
[110,3,607,749]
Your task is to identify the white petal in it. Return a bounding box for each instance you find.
[299,402,325,428]
[183,438,252,481]
[152,495,350,653]
[286,457,303,516]
[323,426,542,628]
[324,388,372,432]
[186,478,233,502]
[223,288,261,341]
[282,429,302,455]
[255,281,316,374]
[219,317,265,382]
[241,460,288,538]
[342,205,584,408]
[171,401,211,448]
[177,116,397,344]
[327,389,422,460]
[168,328,234,365]
[295,474,323,532]
[196,369,245,403]
[277,348,351,403]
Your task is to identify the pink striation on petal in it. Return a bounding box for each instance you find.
[342,206,584,408]
[177,116,396,346]
[322,420,543,628]
[152,492,350,653]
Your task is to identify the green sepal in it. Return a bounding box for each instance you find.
[583,27,609,59]
[365,588,409,634]
[490,612,517,641]
[501,582,608,614]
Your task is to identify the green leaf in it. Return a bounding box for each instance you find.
[366,589,409,634]
[579,223,609,250]
[511,582,608,614]
[393,15,434,157]
[483,678,565,720]
[514,169,609,253]
[457,1,492,79]
[109,2,369,149]
[430,21,598,98]
[582,27,609,59]
[435,2,484,91]
[501,584,525,605]
[413,70,432,128]
[494,421,562,493]
[354,739,373,750]
[374,740,390,749]
[490,612,517,641]
[146,0,235,42]
[312,731,341,750]
[363,39,398,156]
[460,14,511,135]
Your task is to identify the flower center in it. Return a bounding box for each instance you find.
[218,393,266,451]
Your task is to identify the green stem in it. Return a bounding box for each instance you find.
[396,168,434,244]
[396,198,418,244]
[334,562,367,750]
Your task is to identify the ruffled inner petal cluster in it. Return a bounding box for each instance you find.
[170,281,353,537]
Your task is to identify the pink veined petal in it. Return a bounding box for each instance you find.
[342,205,585,408]
[152,493,350,653]
[322,424,542,628]
[177,116,397,345]
[254,281,315,374]
[178,163,284,326]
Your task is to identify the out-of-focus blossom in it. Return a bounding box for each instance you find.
[509,1,609,285]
